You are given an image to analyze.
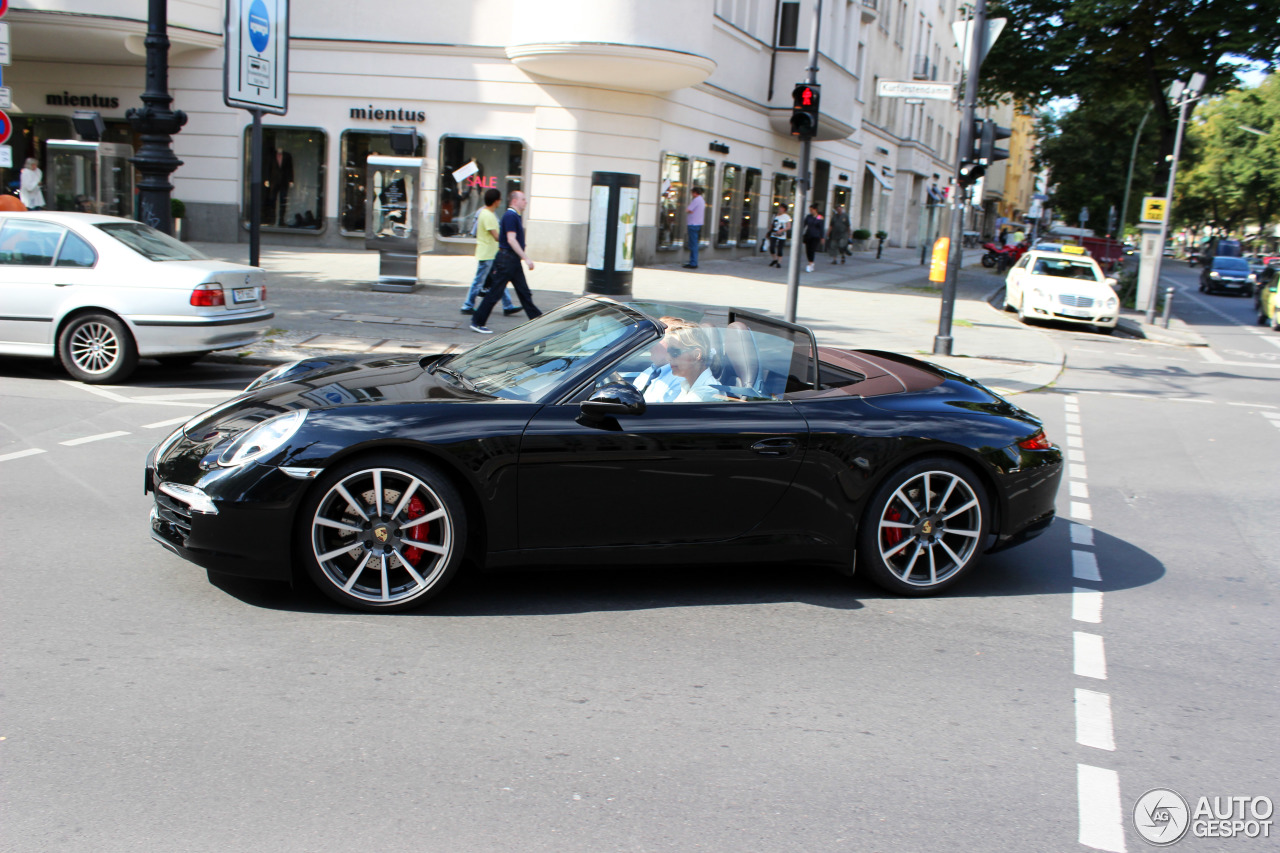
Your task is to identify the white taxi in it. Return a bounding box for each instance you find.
[1003,246,1119,332]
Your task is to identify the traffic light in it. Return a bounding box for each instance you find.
[791,83,820,138]
[979,119,1011,164]
[957,118,985,187]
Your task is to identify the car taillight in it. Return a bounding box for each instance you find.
[1018,431,1053,451]
[190,284,226,307]
[259,284,267,301]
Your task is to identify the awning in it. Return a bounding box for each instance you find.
[866,163,894,192]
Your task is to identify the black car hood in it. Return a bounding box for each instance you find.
[183,354,480,441]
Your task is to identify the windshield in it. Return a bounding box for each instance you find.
[445,299,643,401]
[1031,258,1101,280]
[96,222,210,261]
[1214,257,1248,271]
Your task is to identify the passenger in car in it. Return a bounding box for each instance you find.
[632,316,693,403]
[664,324,721,402]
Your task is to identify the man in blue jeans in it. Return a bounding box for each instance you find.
[470,190,542,333]
[460,187,519,316]
[684,186,705,269]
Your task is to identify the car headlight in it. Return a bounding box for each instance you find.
[1210,271,1221,279]
[1248,273,1257,282]
[246,360,307,392]
[1105,296,1117,310]
[217,410,307,468]
[1031,287,1047,300]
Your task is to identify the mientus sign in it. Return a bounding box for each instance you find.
[349,105,426,122]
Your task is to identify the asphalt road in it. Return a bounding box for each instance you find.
[1,265,1275,852]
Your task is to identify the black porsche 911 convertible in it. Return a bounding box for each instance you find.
[146,297,1062,612]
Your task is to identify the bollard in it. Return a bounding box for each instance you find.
[1161,286,1175,328]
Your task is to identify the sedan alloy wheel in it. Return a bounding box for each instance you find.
[301,456,465,612]
[58,312,138,384]
[858,458,990,595]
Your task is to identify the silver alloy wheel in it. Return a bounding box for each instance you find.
[875,469,983,588]
[67,319,122,376]
[310,466,455,605]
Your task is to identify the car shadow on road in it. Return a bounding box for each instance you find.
[208,517,1162,616]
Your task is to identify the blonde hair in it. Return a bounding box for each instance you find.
[664,324,712,364]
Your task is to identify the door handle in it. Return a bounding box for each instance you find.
[751,437,799,456]
[55,283,72,287]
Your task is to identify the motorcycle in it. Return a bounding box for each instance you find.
[981,241,1025,272]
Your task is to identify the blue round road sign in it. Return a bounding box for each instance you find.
[0,111,11,146]
[248,0,271,53]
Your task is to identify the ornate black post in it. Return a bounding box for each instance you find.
[126,0,188,234]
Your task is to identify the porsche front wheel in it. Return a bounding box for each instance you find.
[858,458,990,595]
[300,456,466,612]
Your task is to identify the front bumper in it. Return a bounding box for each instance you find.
[1205,278,1250,293]
[1024,294,1118,328]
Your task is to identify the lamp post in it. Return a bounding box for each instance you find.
[1120,102,1153,240]
[126,0,188,235]
[1144,72,1204,324]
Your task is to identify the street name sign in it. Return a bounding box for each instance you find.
[0,22,10,65]
[877,80,955,101]
[224,0,289,114]
[1141,196,1167,223]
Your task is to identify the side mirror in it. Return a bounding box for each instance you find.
[580,382,646,419]
[1104,277,1117,288]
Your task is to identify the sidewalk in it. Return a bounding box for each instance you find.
[193,240,1067,397]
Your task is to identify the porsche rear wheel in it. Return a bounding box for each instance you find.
[858,458,990,596]
[300,455,466,612]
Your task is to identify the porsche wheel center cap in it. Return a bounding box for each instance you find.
[917,515,943,542]
[372,524,392,544]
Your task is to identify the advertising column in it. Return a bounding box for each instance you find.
[584,172,640,297]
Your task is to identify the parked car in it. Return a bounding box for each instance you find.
[0,212,272,383]
[1199,255,1254,296]
[1003,247,1119,332]
[146,298,1064,612]
[1257,276,1279,330]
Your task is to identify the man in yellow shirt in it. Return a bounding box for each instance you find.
[461,188,519,315]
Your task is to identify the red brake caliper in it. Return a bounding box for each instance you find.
[402,496,429,566]
[883,506,904,548]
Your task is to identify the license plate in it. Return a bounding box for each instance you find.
[232,287,258,303]
[1062,307,1092,318]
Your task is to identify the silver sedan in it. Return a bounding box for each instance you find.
[0,211,272,383]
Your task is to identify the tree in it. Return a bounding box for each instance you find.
[980,0,1280,168]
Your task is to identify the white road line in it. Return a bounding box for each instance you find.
[1070,481,1090,499]
[1199,347,1226,363]
[142,416,190,429]
[1071,501,1093,521]
[1078,764,1127,852]
[1164,397,1213,404]
[60,430,130,446]
[1073,587,1103,623]
[1069,448,1086,462]
[1067,423,1083,435]
[1066,413,1081,424]
[60,380,133,402]
[1070,523,1094,546]
[1069,463,1088,480]
[56,380,226,407]
[1076,688,1116,751]
[1074,632,1108,680]
[1230,402,1278,408]
[1264,411,1280,421]
[1073,550,1101,582]
[0,448,46,463]
[1068,435,1084,447]
[133,391,234,401]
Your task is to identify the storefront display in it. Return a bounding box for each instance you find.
[436,136,524,240]
[241,126,327,230]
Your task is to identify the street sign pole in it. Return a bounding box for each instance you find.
[249,108,263,266]
[934,0,988,356]
[784,0,823,323]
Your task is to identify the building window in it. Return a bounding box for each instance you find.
[242,126,327,230]
[0,116,74,206]
[438,136,525,239]
[717,164,741,247]
[778,1,800,46]
[772,172,796,224]
[739,168,762,245]
[657,153,690,251]
[692,158,713,246]
[339,130,424,235]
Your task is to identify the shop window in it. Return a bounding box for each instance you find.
[691,158,713,246]
[438,136,524,239]
[242,126,327,230]
[716,164,741,247]
[771,173,797,224]
[0,116,73,202]
[832,184,851,214]
[338,130,424,235]
[657,153,689,251]
[739,168,761,245]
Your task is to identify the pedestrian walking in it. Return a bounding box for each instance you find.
[19,158,45,211]
[827,204,850,264]
[470,190,541,333]
[802,204,824,272]
[460,187,519,316]
[768,203,791,268]
[684,186,705,268]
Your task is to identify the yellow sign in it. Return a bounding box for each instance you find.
[1142,196,1167,223]
[929,237,950,282]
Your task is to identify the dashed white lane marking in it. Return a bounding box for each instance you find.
[1078,765,1127,852]
[1074,632,1108,680]
[142,416,190,429]
[1073,550,1101,582]
[1071,501,1093,521]
[1070,523,1094,546]
[1070,481,1090,499]
[1076,688,1116,751]
[1068,435,1084,447]
[1070,463,1088,479]
[1067,423,1083,435]
[1069,448,1086,462]
[1073,587,1103,623]
[0,448,46,463]
[60,430,131,446]
[1229,401,1279,408]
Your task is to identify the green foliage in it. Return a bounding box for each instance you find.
[171,198,186,219]
[852,228,871,240]
[875,230,888,240]
[1177,74,1280,235]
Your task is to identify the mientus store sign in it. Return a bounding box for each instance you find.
[46,92,121,109]
[349,105,425,122]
